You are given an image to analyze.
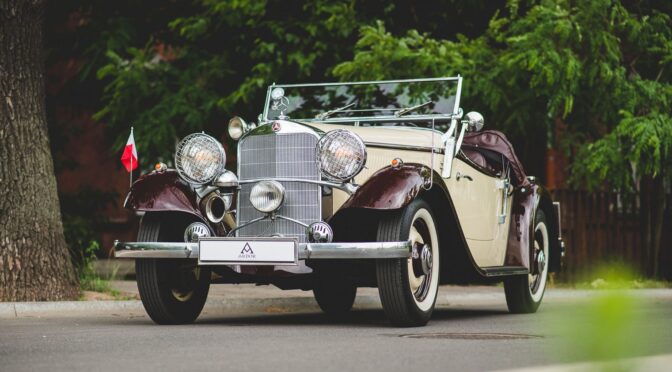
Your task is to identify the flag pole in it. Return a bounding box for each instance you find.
[130,127,133,188]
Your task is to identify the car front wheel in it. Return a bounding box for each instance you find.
[135,214,210,324]
[376,199,440,327]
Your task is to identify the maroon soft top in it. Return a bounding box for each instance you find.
[461,130,531,188]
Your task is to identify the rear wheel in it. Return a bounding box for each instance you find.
[135,214,210,324]
[376,199,440,327]
[504,209,549,313]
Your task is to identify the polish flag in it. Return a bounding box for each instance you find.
[120,128,138,172]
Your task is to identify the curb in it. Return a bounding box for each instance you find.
[0,295,384,319]
[1,288,670,319]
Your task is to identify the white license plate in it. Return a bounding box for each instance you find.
[198,238,298,265]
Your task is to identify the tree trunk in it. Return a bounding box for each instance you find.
[0,0,78,300]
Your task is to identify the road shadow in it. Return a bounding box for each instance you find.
[193,307,510,328]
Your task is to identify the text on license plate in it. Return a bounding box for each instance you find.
[198,238,297,265]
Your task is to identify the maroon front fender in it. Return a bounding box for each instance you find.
[342,164,432,210]
[124,170,206,222]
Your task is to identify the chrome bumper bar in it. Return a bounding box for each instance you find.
[113,240,412,260]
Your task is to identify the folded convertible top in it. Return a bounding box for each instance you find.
[461,130,531,188]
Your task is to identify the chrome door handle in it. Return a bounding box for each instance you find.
[456,172,473,181]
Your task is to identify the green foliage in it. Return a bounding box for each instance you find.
[573,111,672,192]
[93,0,369,165]
[60,187,115,273]
[333,0,672,192]
[75,0,505,166]
[553,264,663,366]
[77,241,112,293]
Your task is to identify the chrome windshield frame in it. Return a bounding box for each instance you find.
[262,76,463,123]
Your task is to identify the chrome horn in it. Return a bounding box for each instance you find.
[203,191,232,223]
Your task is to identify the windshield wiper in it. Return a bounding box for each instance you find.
[394,100,433,117]
[316,101,357,120]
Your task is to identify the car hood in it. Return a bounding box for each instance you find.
[306,122,444,151]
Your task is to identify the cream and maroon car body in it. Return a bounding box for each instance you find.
[114,77,565,326]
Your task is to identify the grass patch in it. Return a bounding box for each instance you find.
[549,264,672,289]
[550,279,672,290]
[77,241,133,300]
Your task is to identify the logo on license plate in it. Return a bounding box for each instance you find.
[238,243,256,260]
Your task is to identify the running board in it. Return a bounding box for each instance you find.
[480,266,529,277]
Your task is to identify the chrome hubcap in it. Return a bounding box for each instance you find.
[408,218,434,302]
[420,244,432,275]
[536,250,546,275]
[528,220,549,300]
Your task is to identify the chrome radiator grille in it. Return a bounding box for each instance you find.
[237,132,320,242]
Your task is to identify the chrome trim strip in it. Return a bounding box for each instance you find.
[114,240,412,260]
[114,241,197,259]
[274,77,460,88]
[238,178,357,194]
[226,216,266,237]
[301,241,412,259]
[480,266,529,276]
[365,142,445,154]
[262,84,273,125]
[296,114,458,125]
[275,214,309,228]
[453,75,463,116]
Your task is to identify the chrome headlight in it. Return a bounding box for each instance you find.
[228,116,249,140]
[250,180,285,213]
[316,129,367,181]
[175,133,226,184]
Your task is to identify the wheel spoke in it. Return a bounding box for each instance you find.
[409,226,423,246]
[407,258,424,291]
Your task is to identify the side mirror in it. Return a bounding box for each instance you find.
[464,111,484,132]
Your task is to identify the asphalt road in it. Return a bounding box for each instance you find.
[1,288,671,372]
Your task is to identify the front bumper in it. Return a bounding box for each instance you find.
[113,240,412,260]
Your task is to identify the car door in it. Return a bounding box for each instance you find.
[446,158,511,267]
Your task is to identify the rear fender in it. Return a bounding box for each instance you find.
[124,170,208,225]
[505,184,561,272]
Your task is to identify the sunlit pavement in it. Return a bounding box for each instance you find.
[0,287,670,372]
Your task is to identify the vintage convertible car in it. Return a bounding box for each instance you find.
[114,77,565,327]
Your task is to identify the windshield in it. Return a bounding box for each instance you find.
[262,77,462,129]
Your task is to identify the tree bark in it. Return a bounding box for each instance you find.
[0,0,78,300]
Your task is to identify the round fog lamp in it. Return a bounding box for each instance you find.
[250,181,285,213]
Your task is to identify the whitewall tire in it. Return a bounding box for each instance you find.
[504,209,549,313]
[376,199,440,327]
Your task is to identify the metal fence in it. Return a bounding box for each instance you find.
[551,189,672,280]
